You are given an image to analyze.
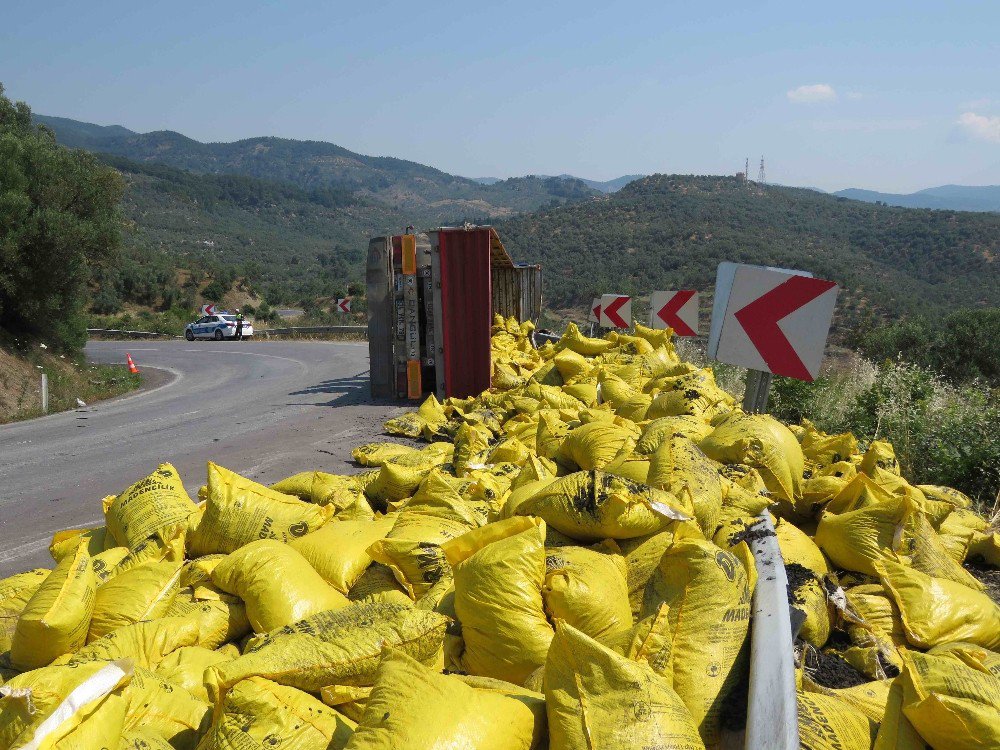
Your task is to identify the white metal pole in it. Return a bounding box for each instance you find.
[41,373,48,414]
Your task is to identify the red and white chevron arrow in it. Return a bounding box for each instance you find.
[200,304,216,316]
[650,290,698,336]
[599,294,631,329]
[589,298,602,323]
[336,297,352,313]
[714,265,838,381]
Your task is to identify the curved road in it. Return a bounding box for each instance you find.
[0,340,405,576]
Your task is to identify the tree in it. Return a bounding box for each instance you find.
[0,84,123,350]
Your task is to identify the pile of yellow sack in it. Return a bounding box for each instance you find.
[1,315,998,750]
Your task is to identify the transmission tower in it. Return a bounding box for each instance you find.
[757,156,766,185]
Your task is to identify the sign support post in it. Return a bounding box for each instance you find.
[742,369,773,414]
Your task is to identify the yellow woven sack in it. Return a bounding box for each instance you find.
[351,442,419,467]
[797,691,878,750]
[50,691,126,750]
[516,470,692,542]
[896,511,984,590]
[542,541,632,644]
[155,644,240,702]
[0,569,49,655]
[641,537,751,747]
[61,617,202,669]
[625,603,675,679]
[201,676,355,750]
[774,517,829,574]
[205,603,448,698]
[801,675,891,722]
[553,346,591,382]
[0,659,132,750]
[788,567,832,647]
[88,560,182,641]
[635,415,714,454]
[320,684,371,723]
[814,499,906,576]
[347,564,413,607]
[120,729,175,750]
[618,521,703,617]
[873,679,926,750]
[544,620,704,750]
[897,648,1000,750]
[363,461,436,505]
[188,462,334,556]
[290,514,397,594]
[845,583,907,647]
[383,393,447,438]
[699,412,804,505]
[928,641,1000,676]
[558,322,612,356]
[446,517,554,685]
[557,421,637,471]
[90,546,130,582]
[49,526,110,562]
[102,463,198,549]
[859,440,900,476]
[876,560,1000,649]
[118,666,210,750]
[163,588,251,649]
[105,524,186,579]
[271,471,364,509]
[345,648,544,750]
[211,539,351,632]
[646,435,724,536]
[10,544,96,670]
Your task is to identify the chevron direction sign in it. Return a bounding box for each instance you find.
[588,298,602,323]
[599,294,631,329]
[708,263,838,381]
[650,290,699,335]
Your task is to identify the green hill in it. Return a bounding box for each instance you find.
[494,174,1000,329]
[33,114,601,220]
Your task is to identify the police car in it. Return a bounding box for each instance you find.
[184,313,253,340]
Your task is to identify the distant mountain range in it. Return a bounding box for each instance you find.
[32,114,602,222]
[471,174,644,193]
[832,185,1000,213]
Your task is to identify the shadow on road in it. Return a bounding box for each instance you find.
[287,371,380,407]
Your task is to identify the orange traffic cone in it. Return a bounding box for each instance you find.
[126,353,139,374]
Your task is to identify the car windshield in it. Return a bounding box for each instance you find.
[221,315,236,322]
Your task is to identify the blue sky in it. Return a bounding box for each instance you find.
[2,0,998,192]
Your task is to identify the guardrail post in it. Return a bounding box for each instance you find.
[41,373,48,414]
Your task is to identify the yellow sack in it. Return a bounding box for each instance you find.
[557,421,638,471]
[544,620,704,750]
[120,729,176,750]
[845,583,908,648]
[320,684,371,723]
[351,442,419,467]
[646,435,724,536]
[445,517,554,685]
[88,560,182,642]
[163,588,251,649]
[801,675,891,723]
[345,648,544,750]
[786,563,832,647]
[61,617,202,669]
[0,659,132,750]
[383,393,448,438]
[271,471,364,509]
[896,511,985,590]
[10,544,96,670]
[205,602,448,697]
[90,546,130,582]
[188,462,334,556]
[797,691,878,750]
[936,508,984,562]
[105,525,186,580]
[635,415,714,454]
[774,517,829,574]
[289,514,397,594]
[117,666,210,750]
[618,521,703,618]
[876,560,1000,649]
[641,537,751,747]
[0,569,49,655]
[363,461,436,505]
[200,676,355,750]
[625,603,675,679]
[347,564,413,607]
[49,526,110,562]
[928,641,1000,677]
[558,322,612,356]
[542,542,632,644]
[859,440,900,476]
[211,539,351,632]
[873,678,927,750]
[156,644,240,702]
[553,346,591,382]
[699,412,804,506]
[516,470,692,542]
[103,463,198,549]
[897,648,1000,750]
[50,691,126,750]
[814,499,906,576]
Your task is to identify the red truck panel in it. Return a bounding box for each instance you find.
[438,228,493,398]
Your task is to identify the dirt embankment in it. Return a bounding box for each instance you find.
[0,343,141,423]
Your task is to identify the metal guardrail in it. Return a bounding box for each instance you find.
[260,325,367,336]
[87,328,181,338]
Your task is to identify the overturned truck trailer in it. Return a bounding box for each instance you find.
[367,226,542,401]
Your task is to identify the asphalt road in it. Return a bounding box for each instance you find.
[0,340,406,576]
